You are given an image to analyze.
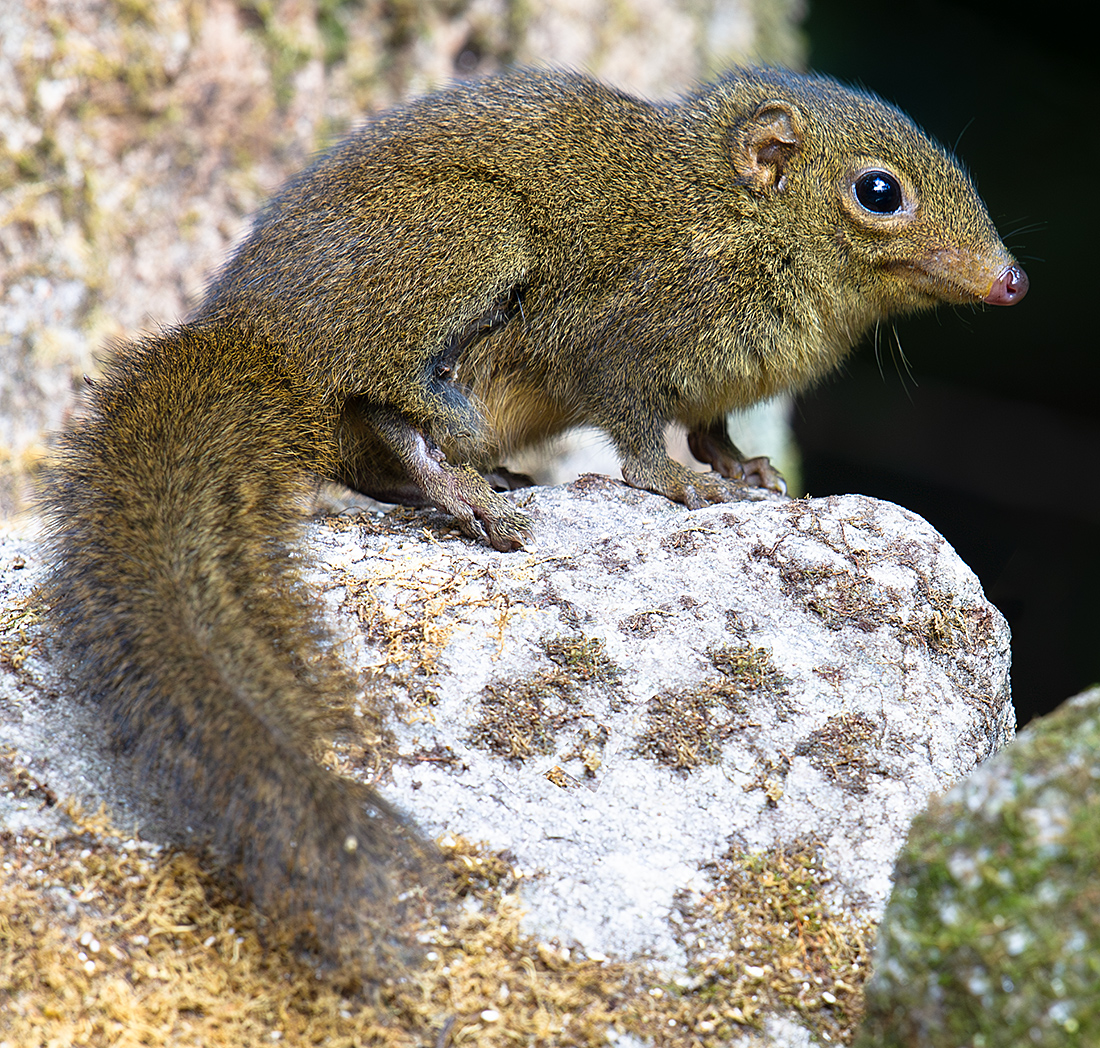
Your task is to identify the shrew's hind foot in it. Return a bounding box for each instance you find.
[372,410,532,550]
[445,463,533,550]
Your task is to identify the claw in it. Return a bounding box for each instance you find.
[481,506,533,551]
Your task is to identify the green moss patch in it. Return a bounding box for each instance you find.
[0,765,873,1047]
[858,692,1100,1047]
[467,635,622,763]
[636,644,790,770]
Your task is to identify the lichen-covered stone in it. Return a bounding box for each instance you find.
[856,686,1100,1047]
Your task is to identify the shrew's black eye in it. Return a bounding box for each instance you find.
[854,170,904,214]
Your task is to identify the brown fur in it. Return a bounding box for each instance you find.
[200,68,1024,536]
[45,325,428,966]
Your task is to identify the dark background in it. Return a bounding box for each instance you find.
[798,0,1098,725]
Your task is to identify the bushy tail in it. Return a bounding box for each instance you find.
[44,323,427,962]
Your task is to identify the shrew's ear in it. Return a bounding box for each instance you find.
[730,100,802,192]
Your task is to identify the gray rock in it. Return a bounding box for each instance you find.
[3,483,1012,1011]
[856,685,1100,1048]
[314,483,1014,968]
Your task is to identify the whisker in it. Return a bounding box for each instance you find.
[1002,220,1046,240]
[953,116,976,155]
[873,320,886,382]
[890,325,917,403]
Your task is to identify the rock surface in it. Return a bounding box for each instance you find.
[333,483,1014,965]
[3,484,1013,1014]
[856,685,1100,1048]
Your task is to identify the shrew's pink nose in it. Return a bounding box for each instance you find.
[984,264,1029,306]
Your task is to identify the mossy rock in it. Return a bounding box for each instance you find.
[857,686,1100,1047]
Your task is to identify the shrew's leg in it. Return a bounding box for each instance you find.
[363,407,532,551]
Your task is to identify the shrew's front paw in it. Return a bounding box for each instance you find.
[621,457,760,510]
[686,427,786,495]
